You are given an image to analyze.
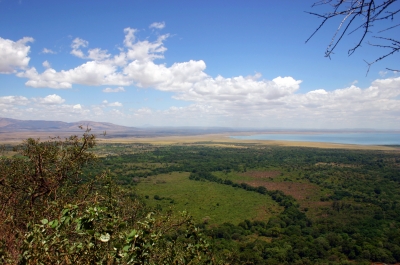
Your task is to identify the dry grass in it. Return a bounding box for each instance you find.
[246,181,318,201]
[245,179,333,219]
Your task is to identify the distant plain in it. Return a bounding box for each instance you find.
[1,131,399,151]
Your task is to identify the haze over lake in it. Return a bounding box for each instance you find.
[231,132,400,145]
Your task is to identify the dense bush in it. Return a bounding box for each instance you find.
[0,130,216,264]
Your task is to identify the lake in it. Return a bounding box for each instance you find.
[231,132,400,145]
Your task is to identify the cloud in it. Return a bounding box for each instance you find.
[169,74,301,103]
[0,94,91,121]
[17,28,170,88]
[42,60,51,68]
[123,27,137,48]
[135,107,152,115]
[14,29,300,104]
[70,37,88,58]
[17,60,129,89]
[108,102,122,107]
[34,94,65,105]
[103,87,125,93]
[0,37,33,74]
[102,100,122,107]
[0,96,29,106]
[16,67,73,89]
[4,76,400,128]
[379,71,387,77]
[149,22,165,30]
[71,38,88,50]
[7,28,400,129]
[123,30,168,62]
[87,48,110,61]
[42,48,56,54]
[126,76,400,128]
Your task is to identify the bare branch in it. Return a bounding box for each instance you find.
[307,0,399,73]
[386,67,400,72]
[378,23,400,33]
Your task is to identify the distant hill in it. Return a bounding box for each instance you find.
[0,117,242,140]
[0,117,133,132]
[0,118,267,143]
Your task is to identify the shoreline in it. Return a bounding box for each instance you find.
[98,134,400,151]
[1,131,399,151]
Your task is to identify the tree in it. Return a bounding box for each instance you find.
[0,128,98,262]
[0,129,217,264]
[306,0,399,73]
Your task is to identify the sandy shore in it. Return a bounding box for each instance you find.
[1,131,398,151]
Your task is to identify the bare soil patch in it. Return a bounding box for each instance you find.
[245,180,337,220]
[241,171,281,179]
[246,181,318,202]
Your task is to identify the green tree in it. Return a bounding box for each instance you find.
[0,129,217,264]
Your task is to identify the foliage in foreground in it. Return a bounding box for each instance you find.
[0,130,216,264]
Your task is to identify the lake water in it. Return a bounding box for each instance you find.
[231,132,400,145]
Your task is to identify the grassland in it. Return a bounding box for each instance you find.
[135,172,282,225]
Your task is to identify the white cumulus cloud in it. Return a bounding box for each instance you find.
[0,37,33,74]
[6,28,400,129]
[34,94,65,105]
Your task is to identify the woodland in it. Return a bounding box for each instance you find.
[1,130,400,264]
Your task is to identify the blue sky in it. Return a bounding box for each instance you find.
[0,0,399,129]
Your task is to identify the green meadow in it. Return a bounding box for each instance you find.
[135,172,282,225]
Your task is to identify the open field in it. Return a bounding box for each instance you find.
[213,170,330,219]
[135,172,282,225]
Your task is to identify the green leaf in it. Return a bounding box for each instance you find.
[127,229,137,239]
[41,219,49,225]
[61,208,70,216]
[49,220,59,228]
[123,245,130,252]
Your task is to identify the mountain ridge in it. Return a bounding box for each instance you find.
[0,117,134,132]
